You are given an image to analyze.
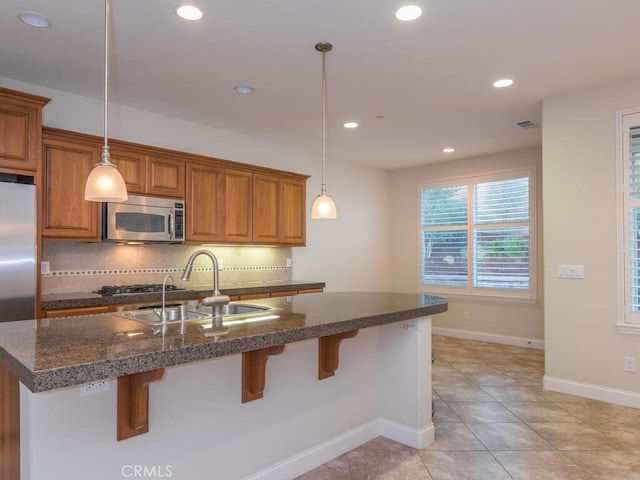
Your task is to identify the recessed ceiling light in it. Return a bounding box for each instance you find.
[17,11,51,28]
[344,122,358,129]
[395,5,422,21]
[234,85,254,94]
[443,147,455,153]
[175,5,203,21]
[493,78,514,88]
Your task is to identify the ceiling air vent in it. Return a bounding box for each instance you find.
[516,120,539,129]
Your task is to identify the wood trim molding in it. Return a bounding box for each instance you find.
[41,127,309,181]
[242,345,285,403]
[318,330,358,380]
[117,369,165,441]
[0,364,20,480]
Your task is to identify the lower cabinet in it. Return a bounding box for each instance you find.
[41,289,323,318]
[43,305,114,318]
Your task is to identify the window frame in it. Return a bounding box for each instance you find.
[617,109,640,334]
[417,166,537,303]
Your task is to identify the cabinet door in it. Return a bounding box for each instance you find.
[109,148,146,194]
[186,162,224,242]
[224,169,253,243]
[146,155,185,198]
[0,89,47,174]
[42,137,101,241]
[279,177,306,245]
[253,174,279,244]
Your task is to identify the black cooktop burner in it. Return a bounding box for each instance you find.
[95,284,185,296]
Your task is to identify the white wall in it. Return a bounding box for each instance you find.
[0,76,392,293]
[543,76,640,404]
[389,148,544,343]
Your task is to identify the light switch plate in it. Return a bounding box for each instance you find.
[41,261,50,275]
[557,264,584,279]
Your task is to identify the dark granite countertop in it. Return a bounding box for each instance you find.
[0,292,447,393]
[41,281,326,310]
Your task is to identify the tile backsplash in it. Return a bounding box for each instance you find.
[42,242,293,294]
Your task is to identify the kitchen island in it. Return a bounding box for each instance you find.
[0,292,447,480]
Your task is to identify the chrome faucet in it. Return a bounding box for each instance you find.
[180,250,230,317]
[156,274,175,322]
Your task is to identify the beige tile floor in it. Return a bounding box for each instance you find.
[296,335,640,480]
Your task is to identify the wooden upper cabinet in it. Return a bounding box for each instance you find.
[146,155,185,198]
[42,134,101,241]
[36,123,308,246]
[186,161,224,243]
[253,174,279,244]
[279,176,306,245]
[224,169,253,242]
[109,148,146,194]
[0,88,49,175]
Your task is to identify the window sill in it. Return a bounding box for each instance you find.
[616,323,640,335]
[420,289,538,305]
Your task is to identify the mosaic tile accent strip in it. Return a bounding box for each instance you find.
[44,266,291,277]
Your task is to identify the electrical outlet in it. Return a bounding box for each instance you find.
[286,258,292,268]
[80,379,110,395]
[217,259,223,270]
[464,311,470,321]
[41,261,50,275]
[624,356,636,372]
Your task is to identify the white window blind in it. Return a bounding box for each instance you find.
[619,112,640,329]
[419,168,536,300]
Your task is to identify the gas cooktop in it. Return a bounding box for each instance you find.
[94,284,186,296]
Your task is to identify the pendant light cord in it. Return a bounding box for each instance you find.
[102,0,111,164]
[321,49,327,195]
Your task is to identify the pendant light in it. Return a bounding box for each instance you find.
[311,42,337,219]
[84,0,128,202]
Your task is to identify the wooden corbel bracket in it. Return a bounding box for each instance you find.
[318,330,358,379]
[242,345,285,403]
[117,368,166,441]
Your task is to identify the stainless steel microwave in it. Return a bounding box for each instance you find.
[103,195,185,243]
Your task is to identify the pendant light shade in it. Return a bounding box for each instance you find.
[85,0,127,202]
[311,42,337,220]
[85,146,128,202]
[311,194,337,219]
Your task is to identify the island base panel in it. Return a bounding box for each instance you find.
[0,364,20,480]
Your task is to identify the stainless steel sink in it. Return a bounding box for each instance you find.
[195,303,272,316]
[117,303,276,326]
[118,307,209,325]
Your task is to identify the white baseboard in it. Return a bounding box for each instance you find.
[544,375,640,409]
[243,418,433,480]
[380,418,435,449]
[432,326,545,350]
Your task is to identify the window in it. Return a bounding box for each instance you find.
[419,167,536,301]
[618,111,640,333]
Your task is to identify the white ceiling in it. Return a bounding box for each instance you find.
[1,0,640,170]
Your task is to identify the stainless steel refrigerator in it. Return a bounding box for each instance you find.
[0,179,37,322]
